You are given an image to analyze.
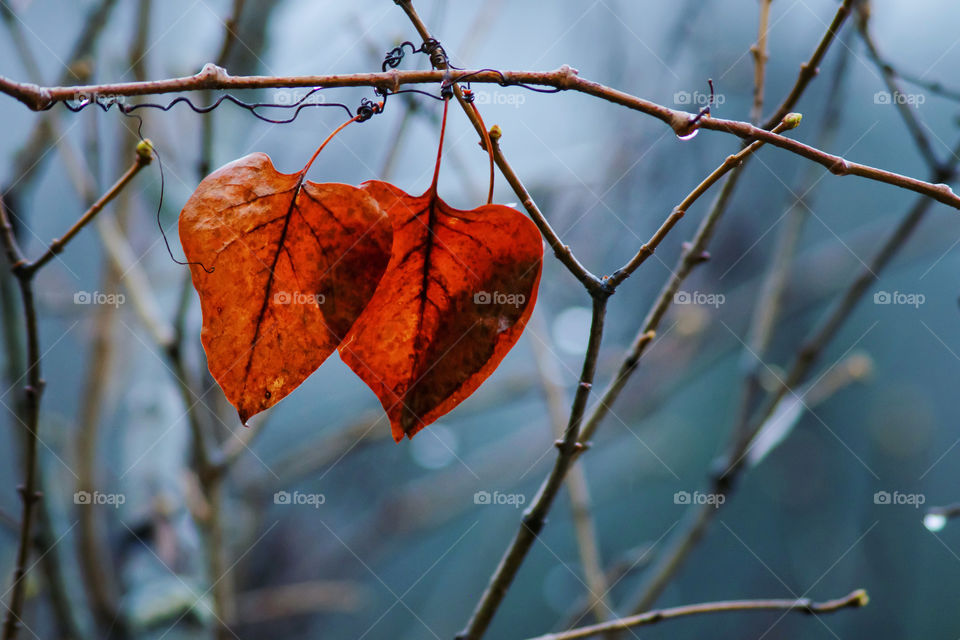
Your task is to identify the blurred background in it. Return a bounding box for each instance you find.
[1,1,960,638]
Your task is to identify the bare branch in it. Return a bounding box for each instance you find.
[526,590,868,640]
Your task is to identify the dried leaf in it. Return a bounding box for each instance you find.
[179,153,392,422]
[339,180,543,441]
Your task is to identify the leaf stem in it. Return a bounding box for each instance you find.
[429,97,450,194]
[300,114,361,178]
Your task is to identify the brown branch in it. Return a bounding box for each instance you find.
[24,142,152,275]
[526,590,868,640]
[626,138,960,615]
[385,6,617,638]
[593,0,857,420]
[458,294,609,640]
[1,69,955,217]
[607,114,801,289]
[0,208,46,640]
[0,138,147,639]
[761,0,854,129]
[697,116,960,209]
[856,9,940,171]
[528,315,612,624]
[751,0,772,125]
[392,0,603,294]
[731,45,851,479]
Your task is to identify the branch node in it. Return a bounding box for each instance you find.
[557,64,580,89]
[197,62,230,87]
[829,157,850,175]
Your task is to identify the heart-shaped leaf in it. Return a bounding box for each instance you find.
[339,180,543,441]
[179,153,392,422]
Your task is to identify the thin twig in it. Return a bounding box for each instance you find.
[526,590,868,640]
[856,9,940,172]
[458,294,609,640]
[732,46,851,477]
[25,144,152,274]
[0,198,41,640]
[0,135,147,638]
[751,0,772,125]
[2,69,957,213]
[627,139,960,615]
[528,315,612,625]
[607,115,800,289]
[578,116,797,444]
[761,0,854,129]
[387,6,615,638]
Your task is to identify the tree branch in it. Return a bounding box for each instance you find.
[607,114,801,289]
[750,0,772,125]
[457,294,609,640]
[0,139,147,640]
[626,138,960,615]
[24,142,152,275]
[526,590,868,640]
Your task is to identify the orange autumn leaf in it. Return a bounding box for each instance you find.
[339,179,543,442]
[179,152,392,423]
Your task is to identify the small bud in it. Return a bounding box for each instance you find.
[489,124,502,143]
[782,112,803,130]
[136,139,154,164]
[851,589,870,607]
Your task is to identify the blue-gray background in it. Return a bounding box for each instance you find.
[1,1,959,638]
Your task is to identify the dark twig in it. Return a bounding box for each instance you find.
[627,139,960,614]
[526,590,868,640]
[751,0,772,125]
[607,115,801,289]
[457,294,609,640]
[856,9,941,172]
[0,142,148,640]
[24,145,152,274]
